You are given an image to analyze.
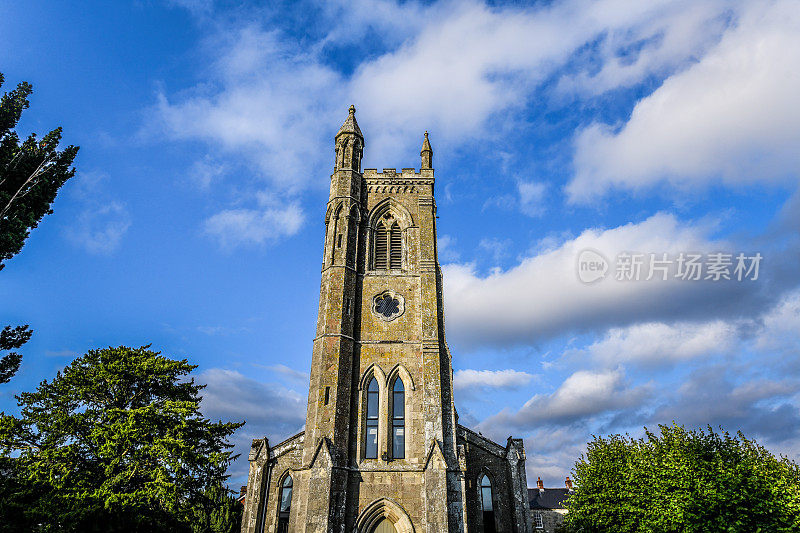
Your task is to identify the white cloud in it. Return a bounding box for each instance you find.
[157,0,752,194]
[204,198,304,249]
[65,171,132,255]
[347,0,747,163]
[66,201,132,255]
[199,368,306,432]
[583,320,735,366]
[521,427,589,484]
[556,0,735,96]
[573,288,800,369]
[517,180,547,217]
[453,369,535,391]
[198,368,307,484]
[190,156,228,190]
[482,179,547,218]
[481,368,649,431]
[755,288,800,352]
[261,363,309,383]
[526,368,642,420]
[153,0,800,255]
[472,286,800,480]
[568,0,800,201]
[315,0,428,48]
[437,234,460,262]
[478,237,512,265]
[442,212,772,348]
[155,25,344,191]
[652,366,800,444]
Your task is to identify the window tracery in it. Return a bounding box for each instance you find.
[373,213,402,270]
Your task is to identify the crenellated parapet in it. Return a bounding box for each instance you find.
[364,168,434,195]
[363,167,434,179]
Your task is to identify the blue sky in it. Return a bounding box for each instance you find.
[2,0,800,488]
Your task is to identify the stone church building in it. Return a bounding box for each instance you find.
[241,107,532,533]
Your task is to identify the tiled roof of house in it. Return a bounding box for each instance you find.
[528,488,571,510]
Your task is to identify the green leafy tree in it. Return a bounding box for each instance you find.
[0,71,79,382]
[0,345,243,532]
[564,424,800,532]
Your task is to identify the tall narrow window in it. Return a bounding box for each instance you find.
[480,475,496,533]
[330,209,340,264]
[374,224,388,269]
[323,218,330,263]
[389,222,401,269]
[365,378,379,459]
[277,474,293,533]
[391,379,405,459]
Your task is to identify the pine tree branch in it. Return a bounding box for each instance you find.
[0,155,51,220]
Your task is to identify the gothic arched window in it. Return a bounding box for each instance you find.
[373,216,402,270]
[480,474,496,533]
[390,378,405,459]
[277,474,293,533]
[330,204,343,264]
[365,378,379,459]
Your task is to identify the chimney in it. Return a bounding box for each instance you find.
[537,477,544,490]
[565,476,573,490]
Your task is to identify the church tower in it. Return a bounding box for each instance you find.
[242,107,532,533]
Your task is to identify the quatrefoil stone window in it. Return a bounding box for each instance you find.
[372,290,405,322]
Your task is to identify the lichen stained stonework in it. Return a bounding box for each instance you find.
[240,106,534,533]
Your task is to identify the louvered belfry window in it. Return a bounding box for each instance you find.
[389,222,401,269]
[374,217,401,270]
[374,224,388,269]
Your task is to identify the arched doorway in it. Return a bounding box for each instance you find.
[356,498,415,533]
[372,518,397,533]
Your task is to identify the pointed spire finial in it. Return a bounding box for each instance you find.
[420,130,433,170]
[334,105,363,171]
[336,105,363,141]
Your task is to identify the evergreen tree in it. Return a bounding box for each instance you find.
[0,346,243,532]
[0,71,79,383]
[1,72,78,269]
[0,325,31,384]
[191,484,244,533]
